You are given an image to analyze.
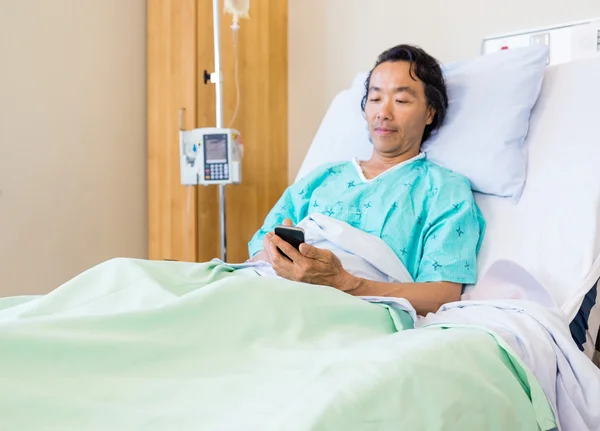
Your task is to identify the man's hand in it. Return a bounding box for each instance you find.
[248,218,293,264]
[259,222,461,316]
[269,234,354,290]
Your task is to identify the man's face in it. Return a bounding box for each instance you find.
[364,61,435,157]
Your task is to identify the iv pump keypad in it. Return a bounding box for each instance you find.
[205,163,229,181]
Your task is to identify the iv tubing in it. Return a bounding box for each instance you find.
[228,17,241,128]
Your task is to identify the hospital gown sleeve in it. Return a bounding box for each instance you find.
[247,168,321,258]
[416,189,486,285]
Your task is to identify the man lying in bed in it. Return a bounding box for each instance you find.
[248,44,486,316]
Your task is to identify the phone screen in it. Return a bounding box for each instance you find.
[274,226,305,252]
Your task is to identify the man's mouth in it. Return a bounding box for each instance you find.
[374,127,397,136]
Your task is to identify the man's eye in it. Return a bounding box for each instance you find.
[369,98,380,102]
[396,100,409,104]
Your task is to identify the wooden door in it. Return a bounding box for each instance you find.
[148,0,199,262]
[148,0,288,263]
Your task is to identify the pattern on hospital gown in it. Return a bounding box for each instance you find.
[248,155,486,285]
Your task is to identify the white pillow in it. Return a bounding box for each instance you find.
[295,85,372,183]
[296,45,549,201]
[422,45,549,200]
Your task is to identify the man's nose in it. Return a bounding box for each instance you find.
[376,100,393,120]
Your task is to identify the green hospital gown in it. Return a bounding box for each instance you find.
[248,153,486,284]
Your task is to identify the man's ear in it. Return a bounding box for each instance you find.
[426,106,436,125]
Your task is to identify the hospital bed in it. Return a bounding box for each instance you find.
[294,48,600,428]
[298,51,600,364]
[1,49,600,430]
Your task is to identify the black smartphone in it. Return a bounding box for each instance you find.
[274,226,305,258]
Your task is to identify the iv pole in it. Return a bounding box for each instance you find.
[211,0,227,262]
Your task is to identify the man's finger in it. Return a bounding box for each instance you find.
[268,237,289,264]
[270,242,295,277]
[270,235,303,262]
[282,218,293,227]
[265,234,280,261]
[263,232,273,248]
[262,233,273,254]
[299,243,327,260]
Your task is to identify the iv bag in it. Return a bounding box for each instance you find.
[224,0,249,18]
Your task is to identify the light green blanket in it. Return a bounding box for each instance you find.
[0,258,556,430]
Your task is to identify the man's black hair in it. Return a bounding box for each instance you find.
[361,44,449,143]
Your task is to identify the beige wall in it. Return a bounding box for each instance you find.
[0,0,147,296]
[288,0,600,182]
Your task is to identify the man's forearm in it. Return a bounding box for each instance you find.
[341,275,462,316]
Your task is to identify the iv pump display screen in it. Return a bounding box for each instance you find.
[204,134,228,163]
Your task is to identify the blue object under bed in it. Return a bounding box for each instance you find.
[569,281,598,351]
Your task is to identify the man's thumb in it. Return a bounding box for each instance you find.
[282,218,293,227]
[299,243,319,258]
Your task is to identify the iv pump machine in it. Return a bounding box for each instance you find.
[179,127,243,186]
